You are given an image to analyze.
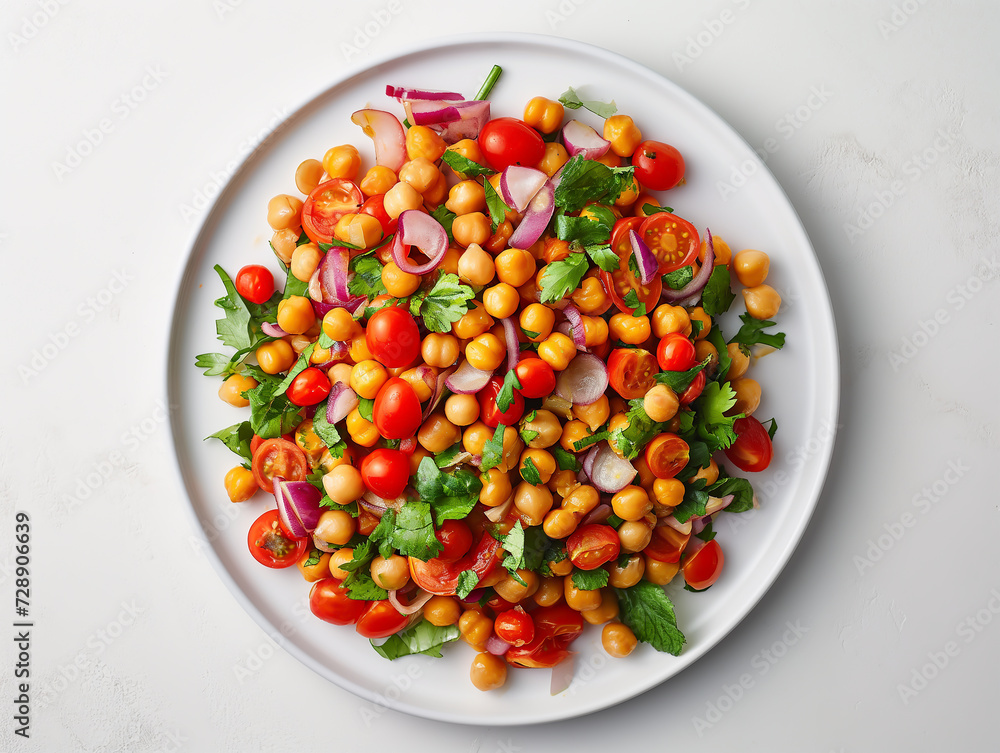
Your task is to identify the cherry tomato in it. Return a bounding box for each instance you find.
[657,332,697,372]
[251,438,308,494]
[434,519,474,563]
[631,140,686,192]
[357,507,380,537]
[639,212,700,274]
[247,510,307,568]
[607,348,658,400]
[723,416,774,472]
[514,354,556,399]
[235,265,274,305]
[678,370,706,406]
[359,194,397,236]
[643,525,691,564]
[365,305,421,369]
[484,593,516,616]
[478,117,546,172]
[478,375,525,428]
[286,367,332,407]
[494,607,535,647]
[683,539,724,590]
[373,377,422,439]
[602,218,662,315]
[359,448,410,499]
[301,178,363,245]
[250,432,294,456]
[309,577,368,625]
[566,524,620,571]
[408,534,502,596]
[645,433,690,480]
[506,604,584,668]
[356,599,410,639]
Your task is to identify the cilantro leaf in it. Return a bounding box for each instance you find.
[653,357,710,393]
[610,400,667,461]
[621,289,647,317]
[706,475,755,514]
[571,568,609,590]
[479,423,506,472]
[206,421,254,464]
[663,265,694,291]
[411,272,475,333]
[538,252,589,303]
[729,313,786,349]
[553,155,634,212]
[558,86,617,118]
[346,572,389,601]
[615,581,686,655]
[312,399,346,458]
[701,265,736,317]
[274,343,316,394]
[390,499,443,561]
[371,619,460,660]
[520,456,542,485]
[498,521,527,584]
[456,571,481,599]
[211,265,257,351]
[495,369,522,413]
[441,149,495,177]
[694,381,741,452]
[584,243,620,272]
[552,446,581,471]
[348,253,388,299]
[368,509,398,560]
[484,178,511,231]
[195,351,242,377]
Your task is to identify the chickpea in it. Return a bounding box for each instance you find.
[444,393,480,427]
[370,554,409,590]
[405,124,447,162]
[610,312,651,345]
[582,315,610,348]
[518,303,555,343]
[582,589,620,625]
[470,652,507,691]
[414,333,456,371]
[543,508,580,539]
[612,485,653,522]
[398,157,440,194]
[267,194,303,230]
[291,242,322,282]
[538,332,577,371]
[288,333,313,355]
[418,413,462,454]
[643,384,679,423]
[548,556,573,577]
[596,151,621,167]
[564,577,602,612]
[422,170,448,207]
[538,141,570,177]
[481,283,519,319]
[644,556,680,586]
[730,377,762,416]
[733,249,770,287]
[407,446,431,476]
[694,340,719,373]
[459,610,493,650]
[522,96,565,133]
[314,510,356,546]
[519,448,556,485]
[493,569,539,603]
[294,158,324,195]
[548,469,579,499]
[297,549,331,582]
[381,260,420,297]
[346,407,379,447]
[328,548,355,579]
[359,165,398,197]
[455,243,495,287]
[452,301,494,340]
[618,520,653,552]
[322,144,361,180]
[337,213,383,249]
[347,330,373,362]
[608,555,645,589]
[383,181,423,219]
[533,576,564,607]
[688,306,711,340]
[495,247,537,287]
[513,481,554,526]
[562,485,599,517]
[602,622,638,658]
[606,413,629,456]
[614,175,640,208]
[485,219,514,255]
[743,284,781,320]
[270,228,298,264]
[444,139,486,176]
[700,235,732,267]
[727,343,750,380]
[691,457,720,486]
[651,304,692,338]
[449,212,489,248]
[603,114,643,158]
[633,454,656,493]
[445,179,487,215]
[277,295,315,335]
[463,420,493,456]
[559,419,592,454]
[322,308,356,342]
[633,193,660,217]
[572,271,610,314]
[652,478,685,511]
[224,466,257,502]
[568,397,606,434]
[321,465,365,505]
[475,469,510,510]
[521,409,562,449]
[399,367,434,402]
[218,373,258,408]
[255,339,295,374]
[424,596,461,627]
[465,333,505,372]
[350,360,388,400]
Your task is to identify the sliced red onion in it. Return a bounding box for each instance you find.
[486,634,511,656]
[704,494,734,517]
[315,341,350,371]
[508,182,554,250]
[500,317,518,372]
[438,100,490,143]
[561,120,610,160]
[661,228,714,305]
[312,535,337,553]
[499,166,548,213]
[311,297,366,319]
[388,588,435,616]
[422,366,456,421]
[561,304,587,350]
[555,353,608,406]
[386,85,464,101]
[661,515,693,535]
[326,383,359,424]
[445,360,494,394]
[320,246,351,302]
[581,502,612,526]
[274,477,323,537]
[351,109,407,172]
[409,104,463,126]
[261,322,289,338]
[550,654,576,696]
[581,445,599,480]
[484,493,514,523]
[629,230,658,285]
[588,442,637,494]
[390,210,449,275]
[359,491,408,517]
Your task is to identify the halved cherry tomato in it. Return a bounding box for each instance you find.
[645,433,690,480]
[514,354,556,400]
[251,438,308,494]
[723,416,774,472]
[632,140,686,192]
[434,519,474,563]
[566,524,620,570]
[235,265,274,305]
[644,525,691,564]
[607,347,658,400]
[478,117,545,172]
[602,218,662,315]
[409,533,501,596]
[309,577,367,625]
[359,448,409,499]
[679,370,706,406]
[356,599,409,639]
[657,332,697,372]
[478,375,525,428]
[247,509,307,568]
[250,432,293,456]
[494,607,535,647]
[286,367,332,406]
[506,604,584,668]
[359,194,397,236]
[373,377,422,439]
[683,539,724,590]
[365,305,421,369]
[301,178,363,245]
[639,212,700,274]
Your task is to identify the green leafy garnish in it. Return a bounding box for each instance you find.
[371,620,461,660]
[388,499,443,561]
[706,325,733,379]
[242,366,303,439]
[474,64,502,100]
[357,397,375,422]
[622,289,648,317]
[347,252,388,298]
[693,381,741,452]
[346,572,389,601]
[553,155,634,212]
[641,203,674,216]
[571,568,609,590]
[585,243,620,272]
[433,443,464,468]
[456,571,481,599]
[312,399,346,458]
[761,417,778,440]
[206,421,254,464]
[558,86,617,118]
[303,548,323,568]
[495,369,522,413]
[554,206,614,247]
[498,521,527,584]
[706,475,756,514]
[430,204,457,243]
[441,150,495,177]
[414,457,483,527]
[663,265,694,291]
[552,445,581,471]
[615,582,686,655]
[573,430,609,452]
[520,456,542,485]
[701,265,736,317]
[409,272,475,333]
[538,251,589,303]
[479,424,506,472]
[729,313,786,349]
[653,357,710,393]
[610,400,667,461]
[484,178,511,231]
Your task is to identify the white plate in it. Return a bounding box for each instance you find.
[166,33,839,725]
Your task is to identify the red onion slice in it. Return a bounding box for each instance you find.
[499,165,548,213]
[484,493,514,523]
[409,104,462,126]
[274,477,323,537]
[561,120,610,160]
[486,634,512,656]
[438,100,490,143]
[560,304,587,350]
[581,502,612,526]
[555,353,608,406]
[588,442,637,494]
[704,494,734,516]
[661,228,714,305]
[661,515,693,535]
[386,85,464,101]
[445,360,494,394]
[351,109,407,172]
[500,316,519,372]
[629,230,658,285]
[320,245,351,302]
[390,210,449,275]
[550,654,576,696]
[422,366,456,421]
[581,445,599,480]
[261,322,289,338]
[508,183,555,250]
[388,588,435,616]
[326,383,359,424]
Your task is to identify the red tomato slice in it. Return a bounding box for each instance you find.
[566,524,620,570]
[251,438,308,494]
[301,179,363,245]
[247,510,307,568]
[506,604,584,668]
[643,525,691,564]
[682,539,724,590]
[408,533,502,596]
[607,347,658,400]
[602,217,662,314]
[644,433,690,480]
[355,599,410,639]
[639,212,700,274]
[723,416,775,472]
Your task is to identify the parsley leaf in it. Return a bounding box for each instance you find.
[390,499,443,561]
[484,178,511,231]
[367,509,398,560]
[206,421,254,464]
[615,582,686,655]
[303,548,323,568]
[573,429,608,452]
[706,475,756,514]
[552,445,581,471]
[479,424,506,472]
[211,264,258,351]
[348,252,388,299]
[571,568,609,590]
[705,325,733,379]
[642,203,674,216]
[520,456,542,485]
[410,272,475,333]
[346,572,389,601]
[701,265,736,317]
[456,571,481,599]
[729,313,786,349]
[694,381,741,452]
[663,265,694,291]
[622,289,648,317]
[522,527,552,572]
[584,243,620,272]
[371,619,460,660]
[538,251,589,303]
[357,397,374,422]
[610,400,667,461]
[312,399,346,458]
[441,149,495,177]
[433,443,464,468]
[430,205,457,243]
[242,367,303,439]
[554,207,614,246]
[761,416,778,440]
[498,521,527,584]
[671,479,709,522]
[653,357,711,393]
[414,456,482,526]
[554,155,634,212]
[558,86,617,118]
[495,369,522,413]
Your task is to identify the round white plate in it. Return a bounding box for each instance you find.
[166,33,839,725]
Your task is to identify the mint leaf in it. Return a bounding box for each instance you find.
[371,619,461,660]
[538,251,589,303]
[615,581,686,655]
[729,313,786,349]
[441,150,495,177]
[206,421,254,464]
[571,568,609,590]
[558,86,617,118]
[701,265,736,317]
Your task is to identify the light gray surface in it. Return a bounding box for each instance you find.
[2,1,996,750]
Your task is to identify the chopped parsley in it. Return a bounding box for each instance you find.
[409,272,476,333]
[615,582,686,655]
[553,155,634,212]
[440,149,495,177]
[571,568,609,590]
[371,620,461,660]
[729,313,786,350]
[538,251,589,303]
[347,252,388,299]
[206,421,254,465]
[558,86,617,118]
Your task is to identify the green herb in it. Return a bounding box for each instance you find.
[347,252,387,299]
[484,178,511,231]
[653,357,710,393]
[706,475,755,514]
[681,442,712,479]
[705,326,733,379]
[553,155,634,212]
[357,397,375,422]
[558,86,617,118]
[695,520,717,543]
[479,424,506,472]
[430,204,457,243]
[441,150,495,177]
[663,265,694,291]
[729,313,786,349]
[520,428,539,444]
[701,265,736,317]
[318,239,361,252]
[368,510,398,560]
[206,421,254,464]
[552,446,581,471]
[346,572,389,601]
[693,381,741,452]
[610,400,667,461]
[274,343,316,393]
[671,479,708,523]
[433,443,464,468]
[615,581,686,655]
[495,369,522,413]
[520,456,542,485]
[622,289,647,317]
[538,539,568,577]
[281,264,310,300]
[554,206,614,246]
[521,327,540,339]
[338,540,377,587]
[456,571,481,599]
[388,499,443,561]
[690,319,704,338]
[409,272,475,333]
[414,456,483,526]
[573,430,609,452]
[761,417,778,440]
[319,496,358,517]
[498,521,527,584]
[242,366,303,439]
[371,620,461,660]
[303,548,323,568]
[312,399,346,458]
[641,203,674,216]
[195,265,277,376]
[585,243,620,273]
[571,568,609,590]
[538,251,589,303]
[474,64,503,100]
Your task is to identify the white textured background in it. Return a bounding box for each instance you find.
[2,1,998,751]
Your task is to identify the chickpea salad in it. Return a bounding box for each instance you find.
[196,66,787,692]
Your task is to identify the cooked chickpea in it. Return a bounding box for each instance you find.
[346,407,379,446]
[218,373,258,408]
[494,569,539,603]
[618,520,653,552]
[633,454,656,493]
[465,333,505,372]
[416,332,457,370]
[456,243,495,287]
[652,478,685,511]
[348,331,374,363]
[612,485,653,522]
[730,377,761,416]
[538,141,569,177]
[470,652,507,691]
[691,457,720,486]
[297,549,330,582]
[290,242,322,282]
[294,158,324,195]
[481,283,519,319]
[463,420,493,456]
[255,339,295,374]
[314,510,356,546]
[405,124,447,162]
[370,554,409,590]
[513,481,554,526]
[459,610,493,650]
[582,589,620,625]
[538,332,577,371]
[359,165,398,197]
[382,181,423,219]
[548,469,579,498]
[699,235,732,267]
[562,484,599,517]
[267,194,303,231]
[727,343,750,380]
[288,334,313,355]
[328,364,352,387]
[643,384,679,423]
[743,284,781,320]
[350,360,388,400]
[572,395,609,431]
[444,139,486,176]
[615,175,640,208]
[533,576,564,607]
[328,548,354,579]
[444,393,480,427]
[418,413,462,454]
[452,301,494,340]
[694,340,719,373]
[408,446,431,476]
[495,247,537,287]
[422,171,448,207]
[571,271,609,314]
[276,295,315,335]
[688,306,711,340]
[270,228,298,264]
[608,554,645,589]
[322,465,365,505]
[644,556,680,585]
[610,312,651,345]
[452,212,491,248]
[445,179,487,215]
[733,249,770,287]
[603,114,643,157]
[564,577,602,612]
[322,307,356,342]
[602,622,638,657]
[521,409,562,449]
[322,144,361,181]
[398,157,440,194]
[543,508,580,539]
[523,96,564,133]
[479,467,513,507]
[560,419,592,454]
[651,304,692,338]
[520,448,556,485]
[581,315,610,348]
[381,260,420,297]
[399,367,434,401]
[518,303,554,343]
[424,596,461,627]
[224,466,257,502]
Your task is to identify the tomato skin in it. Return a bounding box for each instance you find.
[247,510,308,568]
[683,539,724,590]
[514,355,556,399]
[301,178,363,245]
[434,519,474,563]
[286,367,332,407]
[645,433,691,480]
[356,599,410,639]
[251,438,308,494]
[506,604,584,668]
[632,140,686,191]
[309,578,368,625]
[723,416,774,472]
[607,348,658,400]
[359,448,410,499]
[639,212,700,274]
[644,525,691,564]
[365,305,422,369]
[478,117,546,172]
[359,194,397,236]
[494,607,535,647]
[601,221,662,315]
[409,534,502,596]
[566,524,621,570]
[373,377,422,439]
[235,265,275,305]
[657,333,697,372]
[478,376,525,428]
[679,370,706,406]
